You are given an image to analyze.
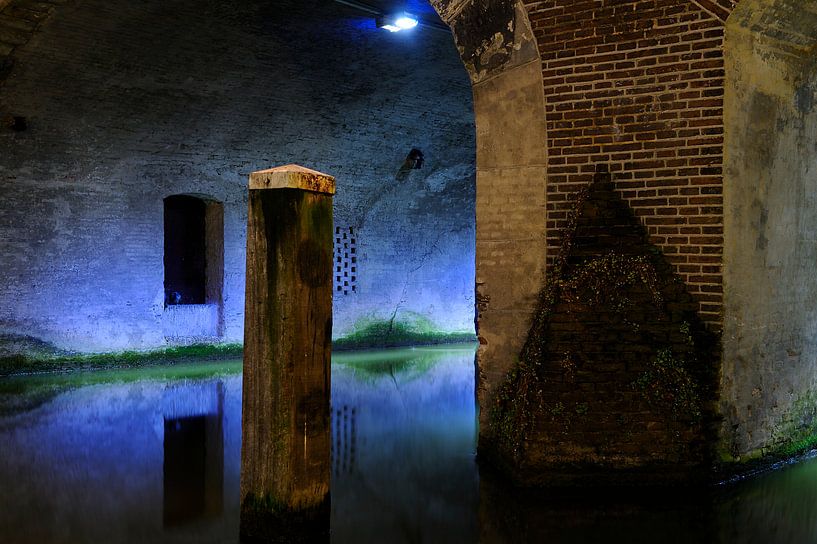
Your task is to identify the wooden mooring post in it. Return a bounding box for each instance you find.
[239,165,334,543]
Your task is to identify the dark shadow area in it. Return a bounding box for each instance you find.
[491,170,720,484]
[478,465,716,543]
[164,195,207,306]
[163,384,225,527]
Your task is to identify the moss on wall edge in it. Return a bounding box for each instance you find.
[0,343,244,376]
[715,391,817,481]
[332,316,476,351]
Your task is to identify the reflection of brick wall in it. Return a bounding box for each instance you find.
[524,0,739,329]
[521,173,718,478]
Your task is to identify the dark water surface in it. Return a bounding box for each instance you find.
[0,344,814,543]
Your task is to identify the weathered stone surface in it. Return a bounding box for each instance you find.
[444,0,537,83]
[722,0,817,460]
[469,7,547,449]
[472,60,546,170]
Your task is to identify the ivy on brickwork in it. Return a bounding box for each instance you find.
[489,175,711,457]
[560,253,662,328]
[634,343,702,422]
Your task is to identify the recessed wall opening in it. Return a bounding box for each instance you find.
[334,225,358,296]
[164,195,206,306]
[162,195,224,339]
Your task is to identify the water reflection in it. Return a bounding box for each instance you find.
[331,347,479,543]
[332,405,357,477]
[0,365,242,544]
[716,455,817,544]
[2,346,817,543]
[162,382,225,527]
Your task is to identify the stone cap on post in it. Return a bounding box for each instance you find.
[249,164,335,195]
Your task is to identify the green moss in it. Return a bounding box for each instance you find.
[0,358,243,417]
[633,347,702,422]
[333,315,475,350]
[333,343,476,384]
[242,493,292,515]
[714,392,817,478]
[490,362,544,456]
[768,391,817,459]
[0,343,243,376]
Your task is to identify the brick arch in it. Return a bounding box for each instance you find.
[431,0,550,451]
[690,0,739,22]
[499,0,734,478]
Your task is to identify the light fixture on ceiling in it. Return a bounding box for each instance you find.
[376,12,419,32]
[333,0,450,33]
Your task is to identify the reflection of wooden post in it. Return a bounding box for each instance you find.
[240,165,334,543]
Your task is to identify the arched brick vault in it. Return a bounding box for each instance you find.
[451,0,817,471]
[429,0,817,473]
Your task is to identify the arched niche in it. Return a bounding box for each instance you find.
[431,0,549,449]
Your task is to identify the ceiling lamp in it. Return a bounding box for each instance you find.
[377,12,419,32]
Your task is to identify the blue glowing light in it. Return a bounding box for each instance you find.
[394,16,418,29]
[379,13,418,32]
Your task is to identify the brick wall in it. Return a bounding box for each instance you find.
[514,172,718,480]
[524,0,739,328]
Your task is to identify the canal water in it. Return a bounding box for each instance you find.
[0,344,814,543]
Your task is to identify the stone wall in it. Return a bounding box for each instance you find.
[722,0,817,459]
[0,0,476,352]
[0,0,66,79]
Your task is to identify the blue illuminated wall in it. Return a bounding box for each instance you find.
[0,0,475,353]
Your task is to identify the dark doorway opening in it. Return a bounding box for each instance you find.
[164,195,207,306]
